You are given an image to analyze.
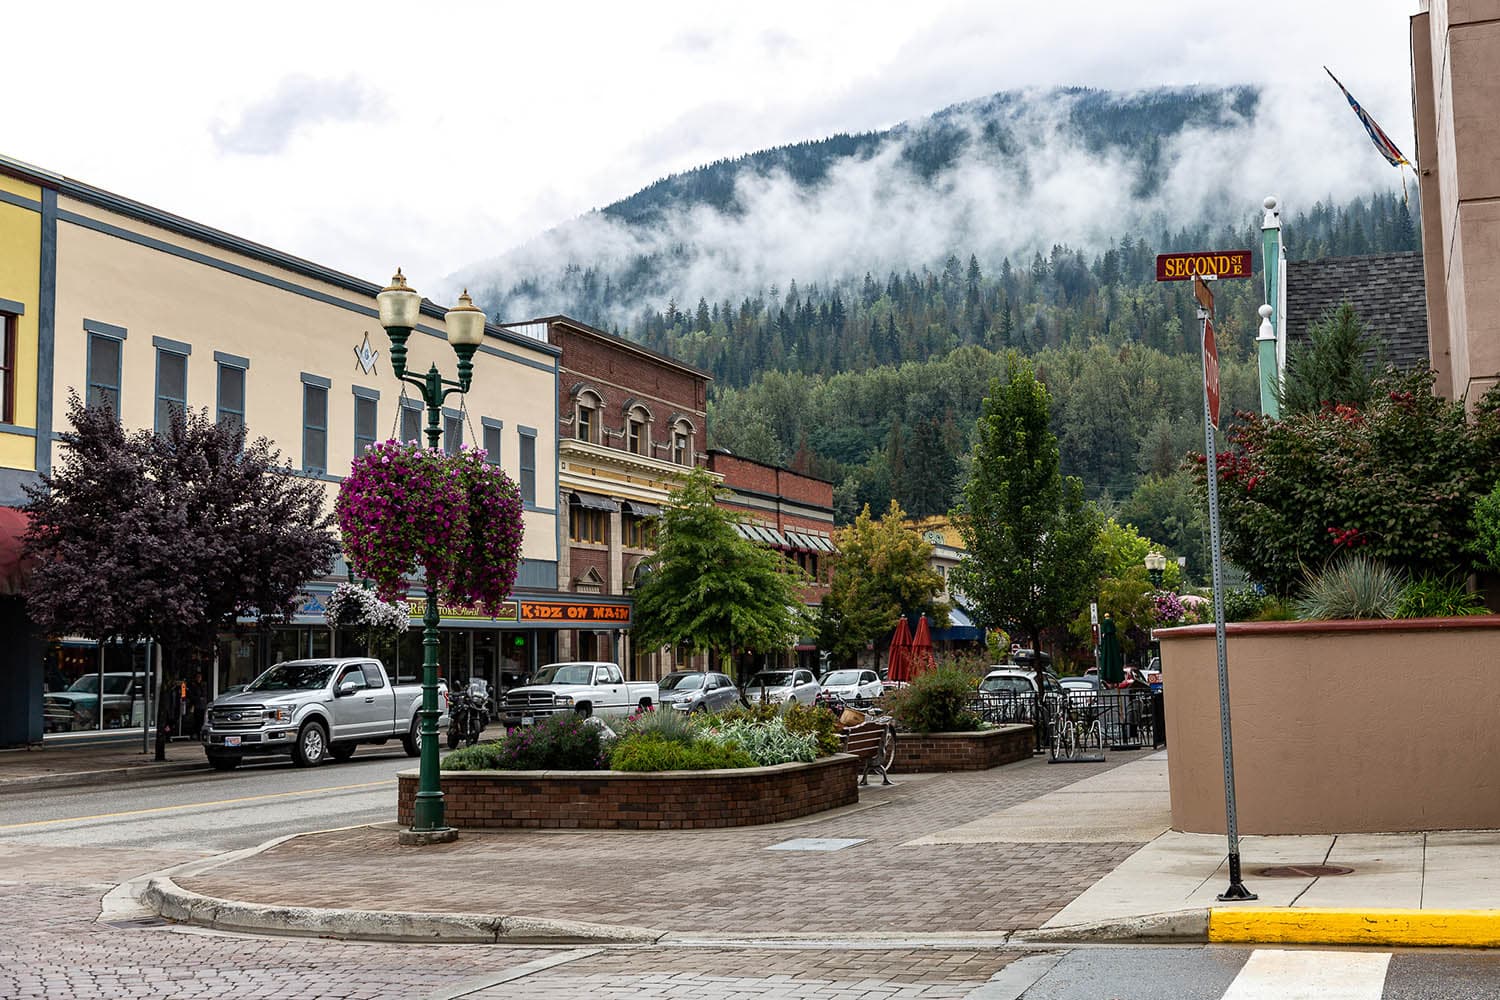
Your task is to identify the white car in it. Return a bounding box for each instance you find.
[818,668,883,702]
[742,668,821,708]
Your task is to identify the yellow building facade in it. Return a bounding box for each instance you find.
[0,153,568,744]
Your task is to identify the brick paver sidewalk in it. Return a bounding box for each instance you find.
[184,750,1155,937]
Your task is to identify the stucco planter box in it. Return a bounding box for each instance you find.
[887,724,1034,773]
[397,753,860,830]
[1160,616,1500,835]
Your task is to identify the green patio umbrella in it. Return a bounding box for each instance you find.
[1098,614,1125,685]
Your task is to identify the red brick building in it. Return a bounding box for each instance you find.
[707,449,836,671]
[502,316,709,678]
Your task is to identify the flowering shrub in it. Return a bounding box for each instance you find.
[1151,591,1185,625]
[441,712,603,770]
[335,440,523,615]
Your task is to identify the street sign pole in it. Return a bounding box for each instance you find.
[1198,302,1256,902]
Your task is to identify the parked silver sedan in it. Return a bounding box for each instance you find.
[742,668,821,708]
[657,670,740,713]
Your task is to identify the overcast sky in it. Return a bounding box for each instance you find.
[4,1,1417,299]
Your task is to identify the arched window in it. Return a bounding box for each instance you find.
[575,389,601,444]
[671,418,694,465]
[625,404,651,456]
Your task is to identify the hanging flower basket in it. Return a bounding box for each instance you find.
[335,440,524,615]
[323,582,410,640]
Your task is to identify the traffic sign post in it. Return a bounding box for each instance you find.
[1159,250,1256,903]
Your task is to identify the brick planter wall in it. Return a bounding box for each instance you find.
[888,724,1034,773]
[397,753,860,830]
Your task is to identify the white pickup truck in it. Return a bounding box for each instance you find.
[499,661,657,726]
[201,657,447,770]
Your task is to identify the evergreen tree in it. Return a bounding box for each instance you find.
[1279,302,1378,415]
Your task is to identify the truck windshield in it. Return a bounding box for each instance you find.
[248,662,337,692]
[532,663,595,686]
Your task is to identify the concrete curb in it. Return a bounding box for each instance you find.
[1012,910,1210,944]
[1208,907,1500,949]
[0,760,204,794]
[142,876,668,945]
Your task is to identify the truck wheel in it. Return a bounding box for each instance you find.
[575,703,593,719]
[207,755,240,771]
[637,699,653,714]
[292,721,329,767]
[330,742,357,762]
[402,718,422,757]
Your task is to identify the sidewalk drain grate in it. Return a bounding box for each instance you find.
[104,917,170,929]
[766,837,866,852]
[1255,864,1355,878]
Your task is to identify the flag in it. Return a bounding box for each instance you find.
[1324,67,1410,167]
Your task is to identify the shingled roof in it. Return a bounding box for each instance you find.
[1284,252,1429,370]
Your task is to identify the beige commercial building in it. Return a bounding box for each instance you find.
[0,153,566,744]
[1411,0,1500,403]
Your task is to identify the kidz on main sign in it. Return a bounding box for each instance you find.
[1155,250,1253,281]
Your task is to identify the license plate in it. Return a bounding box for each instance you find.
[521,716,534,727]
[224,736,241,747]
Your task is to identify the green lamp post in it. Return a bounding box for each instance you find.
[376,268,487,843]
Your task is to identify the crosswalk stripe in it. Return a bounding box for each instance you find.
[1221,949,1391,1000]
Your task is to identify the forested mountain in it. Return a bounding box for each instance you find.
[461,85,1421,574]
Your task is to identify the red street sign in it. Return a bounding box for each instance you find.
[1156,250,1253,282]
[1203,317,1221,430]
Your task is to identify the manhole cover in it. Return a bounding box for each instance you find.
[1256,864,1355,878]
[766,837,866,852]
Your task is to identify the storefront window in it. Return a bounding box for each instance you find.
[41,639,149,736]
[307,629,332,658]
[268,627,302,665]
[218,633,261,693]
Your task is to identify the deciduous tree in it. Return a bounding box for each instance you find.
[817,500,948,667]
[632,467,809,674]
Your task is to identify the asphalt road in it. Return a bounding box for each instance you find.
[2,754,1499,998]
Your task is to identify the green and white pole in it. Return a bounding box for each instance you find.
[1257,196,1283,418]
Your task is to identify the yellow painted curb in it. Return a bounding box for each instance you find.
[1209,908,1500,948]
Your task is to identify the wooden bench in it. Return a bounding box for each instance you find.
[838,719,896,786]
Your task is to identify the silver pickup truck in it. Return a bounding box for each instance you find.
[201,657,447,770]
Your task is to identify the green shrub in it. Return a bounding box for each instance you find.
[783,703,840,756]
[717,702,782,725]
[1471,481,1500,571]
[1396,575,1487,618]
[883,664,982,733]
[1211,587,1274,622]
[1295,555,1404,620]
[612,705,700,743]
[443,712,604,771]
[1250,597,1298,621]
[699,719,818,765]
[609,732,757,771]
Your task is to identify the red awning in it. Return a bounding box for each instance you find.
[0,507,34,596]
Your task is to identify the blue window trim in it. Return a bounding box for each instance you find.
[154,344,189,433]
[0,422,37,437]
[480,415,504,431]
[0,297,24,315]
[85,331,123,415]
[82,318,127,341]
[216,359,246,430]
[353,392,378,457]
[302,380,329,474]
[151,335,192,356]
[518,425,538,507]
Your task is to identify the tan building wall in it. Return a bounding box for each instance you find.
[1412,1,1500,404]
[1161,617,1500,834]
[41,191,559,568]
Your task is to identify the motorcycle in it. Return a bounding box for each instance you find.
[447,679,491,749]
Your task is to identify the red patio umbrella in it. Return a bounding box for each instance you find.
[910,614,937,678]
[886,615,912,683]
